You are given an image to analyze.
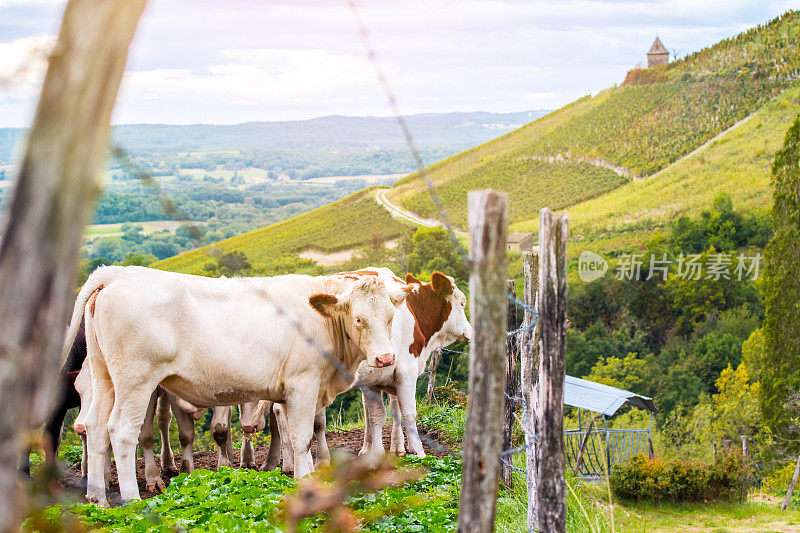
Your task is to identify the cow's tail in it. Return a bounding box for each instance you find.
[60,265,123,364]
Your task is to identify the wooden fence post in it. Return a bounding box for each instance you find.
[536,208,568,533]
[713,442,717,462]
[783,454,800,511]
[520,248,540,531]
[0,1,147,529]
[501,279,518,488]
[741,436,749,459]
[457,190,508,533]
[425,349,442,405]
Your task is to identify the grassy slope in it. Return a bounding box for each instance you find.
[153,187,410,274]
[511,84,800,256]
[389,11,800,231]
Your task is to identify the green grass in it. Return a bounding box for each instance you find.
[153,187,411,275]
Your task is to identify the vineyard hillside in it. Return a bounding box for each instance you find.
[153,187,410,275]
[512,83,800,254]
[389,11,800,229]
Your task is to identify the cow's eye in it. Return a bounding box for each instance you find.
[355,317,364,327]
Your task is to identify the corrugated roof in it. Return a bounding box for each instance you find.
[564,375,658,416]
[648,37,668,55]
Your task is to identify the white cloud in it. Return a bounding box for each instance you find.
[0,0,796,125]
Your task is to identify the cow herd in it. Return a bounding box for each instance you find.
[33,265,471,507]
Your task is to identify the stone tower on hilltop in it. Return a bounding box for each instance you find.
[647,37,669,68]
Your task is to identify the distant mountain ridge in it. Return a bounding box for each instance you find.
[0,110,548,164]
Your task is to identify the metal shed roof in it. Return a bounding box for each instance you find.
[564,375,658,416]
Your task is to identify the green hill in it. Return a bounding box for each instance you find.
[153,187,410,275]
[389,11,800,229]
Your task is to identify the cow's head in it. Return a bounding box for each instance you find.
[310,275,409,368]
[405,271,472,356]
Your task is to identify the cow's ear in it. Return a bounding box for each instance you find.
[405,273,422,285]
[309,293,339,316]
[431,271,454,297]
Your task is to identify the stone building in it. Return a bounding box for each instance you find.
[647,37,669,68]
[507,233,534,253]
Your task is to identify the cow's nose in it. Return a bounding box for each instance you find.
[74,424,86,436]
[375,353,395,367]
[242,425,256,434]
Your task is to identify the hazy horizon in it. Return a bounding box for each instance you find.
[0,0,796,127]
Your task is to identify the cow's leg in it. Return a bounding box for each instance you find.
[388,394,406,455]
[261,404,282,471]
[157,389,176,472]
[360,388,386,457]
[166,393,196,473]
[84,363,114,505]
[395,382,425,458]
[79,434,88,477]
[104,446,112,489]
[314,409,329,466]
[240,435,255,469]
[107,382,159,503]
[211,407,232,469]
[138,389,166,493]
[43,401,68,469]
[273,404,295,475]
[283,392,316,479]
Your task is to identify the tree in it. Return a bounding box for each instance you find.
[0,1,147,528]
[761,114,800,439]
[405,226,468,285]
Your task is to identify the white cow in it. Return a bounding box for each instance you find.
[64,265,407,505]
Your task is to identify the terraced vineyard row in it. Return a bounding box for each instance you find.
[399,159,624,228]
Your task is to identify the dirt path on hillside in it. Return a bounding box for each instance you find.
[58,423,454,507]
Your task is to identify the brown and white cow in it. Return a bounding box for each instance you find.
[64,265,408,505]
[276,269,471,462]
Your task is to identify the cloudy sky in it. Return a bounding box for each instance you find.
[0,0,796,126]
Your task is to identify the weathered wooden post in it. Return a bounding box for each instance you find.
[501,279,518,488]
[425,349,442,405]
[713,442,717,462]
[741,436,749,459]
[783,454,800,511]
[0,1,147,528]
[520,248,540,531]
[457,190,508,533]
[536,208,568,533]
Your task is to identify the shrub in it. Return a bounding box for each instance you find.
[432,383,468,408]
[610,452,751,502]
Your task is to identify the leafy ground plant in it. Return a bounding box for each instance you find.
[34,456,462,532]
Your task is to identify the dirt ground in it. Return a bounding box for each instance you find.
[59,423,454,507]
